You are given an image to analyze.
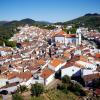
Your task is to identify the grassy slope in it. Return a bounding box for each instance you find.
[22,89,79,100]
[46,89,79,100]
[29,95,45,100]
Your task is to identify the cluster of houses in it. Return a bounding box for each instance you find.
[0,25,100,94]
[81,28,100,49]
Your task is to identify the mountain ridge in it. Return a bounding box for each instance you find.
[0,18,52,27]
[55,13,100,31]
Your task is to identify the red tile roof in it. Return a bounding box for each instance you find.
[51,30,76,38]
[7,72,32,80]
[40,68,54,79]
[95,53,100,58]
[18,72,32,80]
[83,73,100,82]
[80,55,88,62]
[50,58,62,67]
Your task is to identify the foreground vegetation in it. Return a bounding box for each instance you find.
[11,76,87,100]
[46,89,79,100]
[12,89,79,100]
[2,76,100,100]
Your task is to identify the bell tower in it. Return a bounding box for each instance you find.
[76,28,82,45]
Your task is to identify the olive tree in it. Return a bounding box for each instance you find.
[31,83,44,97]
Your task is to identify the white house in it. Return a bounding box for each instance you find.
[20,68,55,86]
[0,83,18,94]
[40,68,55,85]
[75,60,97,70]
[81,69,99,76]
[48,58,66,72]
[8,77,22,84]
[0,78,8,88]
[0,51,7,56]
[52,30,79,45]
[74,50,82,56]
[61,65,81,77]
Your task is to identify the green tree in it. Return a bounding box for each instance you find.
[12,93,24,100]
[0,39,3,46]
[44,25,56,30]
[92,79,100,88]
[69,28,76,34]
[68,82,86,96]
[18,85,28,93]
[57,84,68,94]
[31,83,44,97]
[5,40,16,47]
[62,75,71,84]
[24,39,29,42]
[63,28,69,33]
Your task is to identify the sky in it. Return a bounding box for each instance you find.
[0,0,100,22]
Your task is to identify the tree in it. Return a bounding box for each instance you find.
[67,82,86,96]
[24,39,29,42]
[62,75,71,84]
[0,39,3,46]
[31,83,44,97]
[18,85,28,93]
[57,84,68,94]
[5,40,16,47]
[69,28,76,34]
[92,79,100,88]
[44,25,56,30]
[63,28,69,33]
[12,93,24,100]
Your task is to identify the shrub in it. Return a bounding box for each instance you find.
[62,75,71,84]
[68,82,86,96]
[12,93,24,100]
[19,85,28,93]
[31,83,44,97]
[5,40,16,47]
[57,84,68,94]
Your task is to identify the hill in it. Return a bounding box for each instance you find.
[0,18,51,45]
[0,13,100,46]
[2,18,51,27]
[55,13,100,31]
[0,21,9,26]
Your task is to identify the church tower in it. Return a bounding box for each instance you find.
[76,28,82,45]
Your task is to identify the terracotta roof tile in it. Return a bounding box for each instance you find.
[7,72,32,80]
[50,58,62,67]
[38,59,45,65]
[51,30,76,38]
[95,53,100,58]
[41,68,54,79]
[83,73,100,82]
[80,55,88,62]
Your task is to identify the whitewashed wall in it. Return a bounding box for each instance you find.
[61,66,81,77]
